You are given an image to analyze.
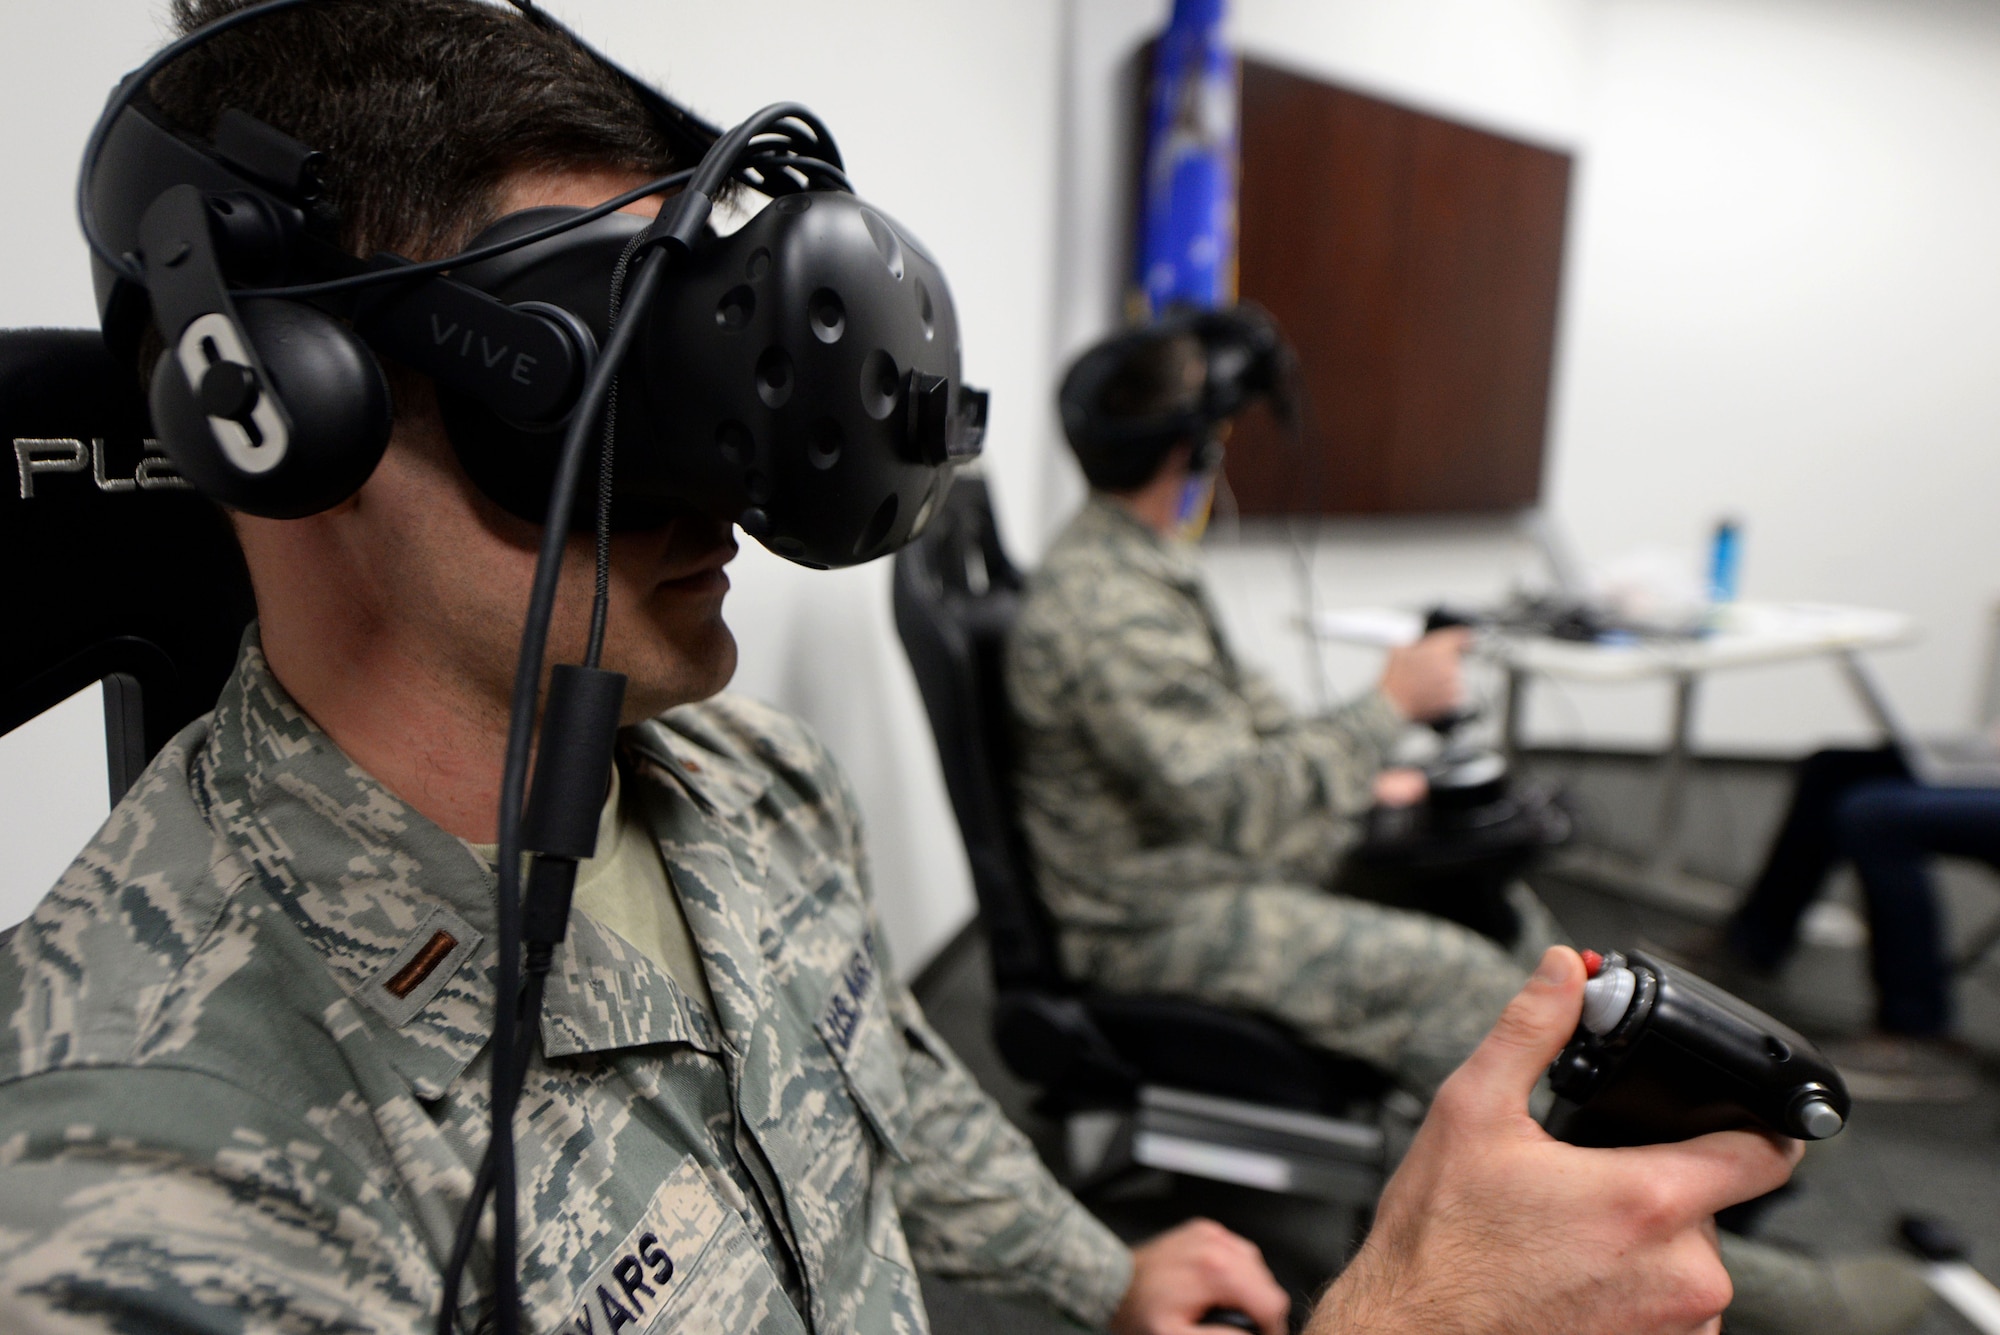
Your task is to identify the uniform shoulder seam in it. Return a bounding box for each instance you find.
[122,853,258,1063]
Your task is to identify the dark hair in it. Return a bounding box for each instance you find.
[1097,332,1205,423]
[1059,328,1204,492]
[151,0,678,261]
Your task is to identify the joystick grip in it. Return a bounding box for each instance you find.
[1544,949,1849,1147]
[1198,1309,1261,1332]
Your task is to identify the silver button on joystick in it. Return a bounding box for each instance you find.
[1580,965,1638,1037]
[1794,1095,1845,1139]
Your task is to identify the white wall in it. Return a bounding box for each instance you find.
[1548,0,2000,751]
[0,0,1072,973]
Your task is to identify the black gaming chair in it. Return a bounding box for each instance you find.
[892,474,1399,1203]
[1,329,255,805]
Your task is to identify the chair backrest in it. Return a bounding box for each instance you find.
[891,474,1068,993]
[2,329,255,804]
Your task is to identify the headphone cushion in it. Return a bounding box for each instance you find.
[151,299,392,519]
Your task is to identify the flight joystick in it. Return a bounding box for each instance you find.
[1418,605,1481,738]
[1545,949,1849,1147]
[1351,604,1572,947]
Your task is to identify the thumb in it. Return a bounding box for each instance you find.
[1444,947,1585,1122]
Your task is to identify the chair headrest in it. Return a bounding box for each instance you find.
[2,328,254,775]
[3,328,163,502]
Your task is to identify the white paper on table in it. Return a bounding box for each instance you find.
[1309,607,1425,648]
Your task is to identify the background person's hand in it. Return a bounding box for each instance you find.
[1304,947,1803,1335]
[1370,767,1429,808]
[1378,627,1470,723]
[1111,1218,1290,1335]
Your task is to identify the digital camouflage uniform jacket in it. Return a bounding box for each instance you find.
[0,643,1130,1334]
[1006,497,1406,945]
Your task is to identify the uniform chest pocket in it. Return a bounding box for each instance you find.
[544,1158,806,1335]
[812,932,913,1160]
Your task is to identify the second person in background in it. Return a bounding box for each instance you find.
[1004,308,1936,1335]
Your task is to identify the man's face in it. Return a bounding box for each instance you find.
[245,167,739,726]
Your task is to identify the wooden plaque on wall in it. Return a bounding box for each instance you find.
[1228,59,1573,515]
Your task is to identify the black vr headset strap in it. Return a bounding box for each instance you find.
[346,262,592,425]
[506,0,842,193]
[100,99,595,428]
[138,183,297,474]
[505,0,723,164]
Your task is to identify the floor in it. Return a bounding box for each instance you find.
[908,751,2000,1334]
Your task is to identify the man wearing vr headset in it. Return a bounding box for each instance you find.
[0,3,1810,1335]
[0,3,1296,1332]
[1010,310,1558,1100]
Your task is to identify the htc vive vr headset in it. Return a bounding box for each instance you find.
[1057,303,1295,492]
[80,0,988,570]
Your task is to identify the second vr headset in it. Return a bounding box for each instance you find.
[1057,303,1296,492]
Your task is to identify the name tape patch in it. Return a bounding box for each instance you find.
[563,1233,675,1334]
[553,1158,766,1335]
[817,930,879,1057]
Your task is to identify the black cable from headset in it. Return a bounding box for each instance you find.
[436,102,836,1335]
[739,152,852,193]
[236,169,695,300]
[431,243,670,1335]
[586,231,649,667]
[431,300,635,1334]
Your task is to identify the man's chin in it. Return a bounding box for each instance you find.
[618,622,738,724]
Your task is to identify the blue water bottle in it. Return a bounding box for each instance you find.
[1134,0,1237,316]
[1708,517,1741,605]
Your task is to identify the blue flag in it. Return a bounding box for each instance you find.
[1135,0,1238,317]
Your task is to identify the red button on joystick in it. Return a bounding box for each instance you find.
[1581,949,1605,979]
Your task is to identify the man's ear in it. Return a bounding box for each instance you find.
[1149,439,1198,492]
[373,370,473,482]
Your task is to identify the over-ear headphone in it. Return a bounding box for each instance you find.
[75,4,991,1331]
[81,2,987,562]
[1058,303,1294,492]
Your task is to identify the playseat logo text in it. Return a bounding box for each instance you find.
[14,437,189,499]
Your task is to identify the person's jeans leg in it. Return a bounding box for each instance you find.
[1729,748,1908,969]
[1833,781,2000,1034]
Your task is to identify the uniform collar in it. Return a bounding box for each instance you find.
[195,634,500,1099]
[535,716,775,1060]
[620,713,773,818]
[617,715,778,1063]
[538,910,725,1059]
[1074,492,1206,590]
[196,639,783,1091]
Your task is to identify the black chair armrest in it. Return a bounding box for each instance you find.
[1085,993,1388,1114]
[993,991,1140,1105]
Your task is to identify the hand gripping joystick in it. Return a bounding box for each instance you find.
[1544,950,1849,1147]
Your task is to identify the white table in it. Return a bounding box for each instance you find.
[1312,601,1919,902]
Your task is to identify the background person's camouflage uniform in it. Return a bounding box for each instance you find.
[1007,497,1558,1095]
[0,642,1130,1334]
